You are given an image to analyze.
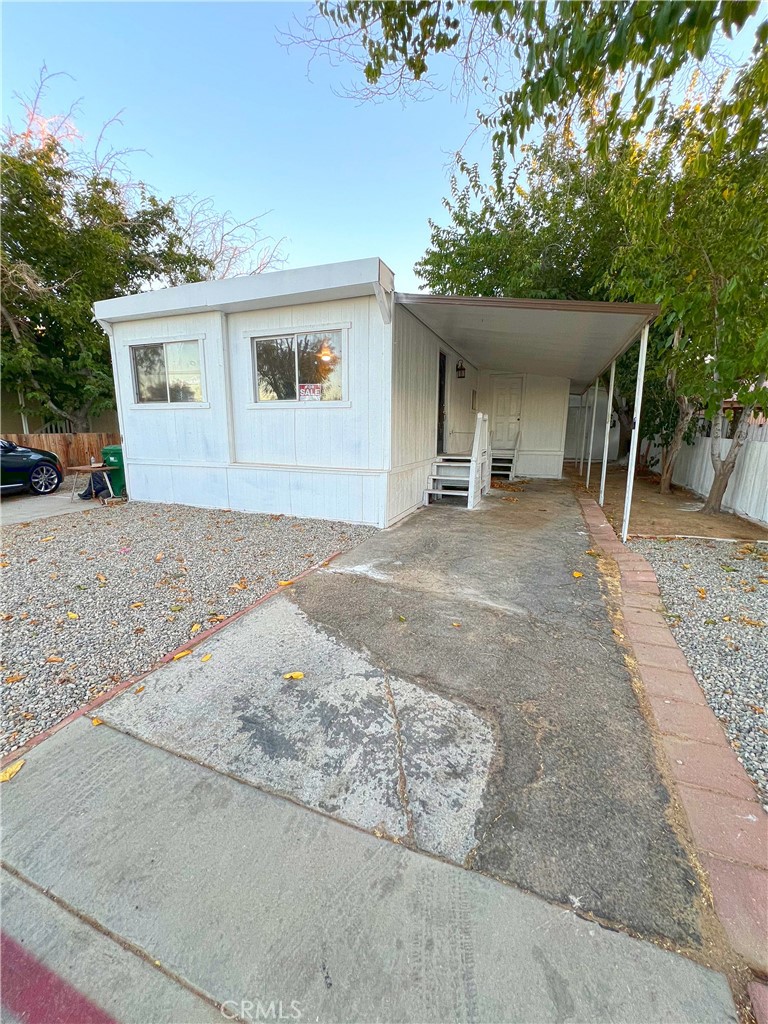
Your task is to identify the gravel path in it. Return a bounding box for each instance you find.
[1,502,376,756]
[631,538,768,804]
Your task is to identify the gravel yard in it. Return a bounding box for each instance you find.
[1,502,376,756]
[631,538,768,805]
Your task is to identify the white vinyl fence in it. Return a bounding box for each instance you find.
[673,437,768,527]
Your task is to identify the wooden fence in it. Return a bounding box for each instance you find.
[2,433,121,474]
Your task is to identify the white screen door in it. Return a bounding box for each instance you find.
[491,375,522,450]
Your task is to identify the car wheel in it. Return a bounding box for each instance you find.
[28,463,62,495]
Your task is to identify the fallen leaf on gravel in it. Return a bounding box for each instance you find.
[91,718,103,726]
[40,536,54,543]
[723,615,731,622]
[229,578,248,591]
[190,623,202,634]
[173,650,191,660]
[682,563,691,569]
[502,496,519,503]
[283,671,304,680]
[131,602,144,609]
[572,571,583,578]
[207,614,226,623]
[170,604,184,612]
[46,656,64,663]
[22,712,34,720]
[740,616,765,628]
[452,622,462,628]
[135,686,145,694]
[0,760,24,783]
[201,653,212,663]
[119,547,131,553]
[0,563,8,569]
[67,611,79,620]
[1,614,13,622]
[96,573,107,582]
[585,549,598,557]
[398,615,406,622]
[278,580,293,587]
[134,627,145,635]
[720,565,737,572]
[154,553,164,562]
[759,578,768,585]
[696,588,707,599]
[749,705,765,714]
[270,514,284,521]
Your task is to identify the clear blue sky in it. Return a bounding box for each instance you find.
[2,2,494,291]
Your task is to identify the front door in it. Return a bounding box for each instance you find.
[491,375,522,451]
[437,351,447,453]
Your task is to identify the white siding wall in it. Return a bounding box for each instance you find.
[477,372,569,478]
[673,436,768,526]
[387,305,479,524]
[111,299,391,526]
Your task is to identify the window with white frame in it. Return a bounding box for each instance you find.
[252,330,343,402]
[131,340,204,403]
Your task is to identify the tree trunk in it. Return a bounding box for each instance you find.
[612,394,633,458]
[70,410,92,433]
[660,396,694,494]
[701,405,752,515]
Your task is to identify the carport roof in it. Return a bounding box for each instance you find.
[397,293,659,393]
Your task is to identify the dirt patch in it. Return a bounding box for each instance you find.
[568,464,768,541]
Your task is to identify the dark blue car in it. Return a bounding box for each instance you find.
[0,438,64,495]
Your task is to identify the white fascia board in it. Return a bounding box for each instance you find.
[94,257,395,324]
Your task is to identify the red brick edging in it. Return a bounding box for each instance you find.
[1,551,343,769]
[576,494,768,1015]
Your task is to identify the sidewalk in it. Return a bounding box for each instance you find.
[2,718,736,1024]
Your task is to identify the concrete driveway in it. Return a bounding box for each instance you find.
[1,482,739,1023]
[0,487,100,526]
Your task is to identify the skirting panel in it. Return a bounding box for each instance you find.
[124,461,387,526]
[515,450,565,479]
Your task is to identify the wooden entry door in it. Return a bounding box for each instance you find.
[491,375,522,450]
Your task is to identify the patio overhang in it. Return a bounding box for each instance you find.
[396,294,659,393]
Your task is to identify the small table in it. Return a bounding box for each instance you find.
[69,464,117,503]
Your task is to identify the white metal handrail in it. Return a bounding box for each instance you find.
[468,412,490,508]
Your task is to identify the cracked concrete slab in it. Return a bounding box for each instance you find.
[101,597,494,862]
[292,484,708,948]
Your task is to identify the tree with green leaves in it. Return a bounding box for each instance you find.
[299,1,765,158]
[608,58,768,513]
[1,138,211,431]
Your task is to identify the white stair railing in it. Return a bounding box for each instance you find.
[467,412,490,508]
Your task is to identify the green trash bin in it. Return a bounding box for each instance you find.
[101,444,126,498]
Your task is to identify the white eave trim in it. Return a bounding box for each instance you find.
[94,257,394,324]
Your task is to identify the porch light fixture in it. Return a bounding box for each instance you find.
[456,360,466,379]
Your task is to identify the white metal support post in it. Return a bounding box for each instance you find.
[578,394,589,473]
[621,324,650,543]
[599,359,616,506]
[585,378,599,489]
